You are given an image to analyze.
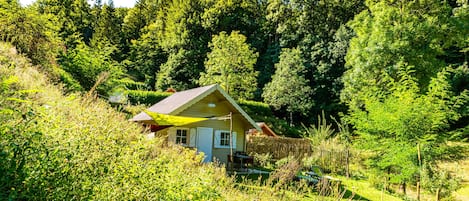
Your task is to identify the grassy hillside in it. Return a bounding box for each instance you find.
[0,42,228,199]
[0,42,277,200]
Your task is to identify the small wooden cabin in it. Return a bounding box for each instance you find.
[131,84,260,163]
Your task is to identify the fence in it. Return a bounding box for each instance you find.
[310,144,348,174]
[246,136,349,174]
[246,136,312,160]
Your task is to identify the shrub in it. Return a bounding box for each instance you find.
[238,99,302,137]
[303,112,349,174]
[268,159,301,190]
[252,153,274,169]
[54,67,83,92]
[275,156,296,169]
[421,164,461,200]
[125,90,171,105]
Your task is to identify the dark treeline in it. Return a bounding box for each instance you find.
[0,0,467,134]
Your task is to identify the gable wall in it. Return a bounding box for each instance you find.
[158,93,251,164]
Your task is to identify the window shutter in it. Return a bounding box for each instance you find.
[214,130,221,148]
[189,128,197,147]
[231,132,237,149]
[168,128,176,144]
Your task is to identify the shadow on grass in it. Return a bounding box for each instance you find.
[341,187,370,200]
[234,173,270,184]
[234,172,372,200]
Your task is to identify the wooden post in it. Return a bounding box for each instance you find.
[229,112,233,158]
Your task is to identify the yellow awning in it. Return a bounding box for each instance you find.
[144,110,208,126]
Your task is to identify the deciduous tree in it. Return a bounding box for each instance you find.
[199,31,258,100]
[262,48,312,125]
[348,66,467,194]
[342,0,459,106]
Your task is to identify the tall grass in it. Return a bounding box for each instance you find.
[302,112,350,174]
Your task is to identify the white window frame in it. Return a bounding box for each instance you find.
[175,128,189,146]
[214,130,236,149]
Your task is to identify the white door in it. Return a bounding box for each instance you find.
[196,127,213,163]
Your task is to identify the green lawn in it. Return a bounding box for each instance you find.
[335,176,402,201]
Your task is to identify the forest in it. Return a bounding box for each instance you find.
[0,0,468,200]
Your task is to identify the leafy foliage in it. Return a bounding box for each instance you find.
[238,99,273,118]
[36,0,93,47]
[199,31,259,100]
[263,48,312,124]
[156,48,198,90]
[125,90,171,105]
[348,66,468,190]
[59,43,124,94]
[0,0,61,65]
[342,0,463,106]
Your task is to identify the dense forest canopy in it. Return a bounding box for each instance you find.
[0,0,467,133]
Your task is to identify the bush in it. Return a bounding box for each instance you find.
[54,67,83,92]
[238,99,303,137]
[125,90,171,105]
[303,113,350,174]
[252,153,274,169]
[275,156,296,169]
[267,159,301,190]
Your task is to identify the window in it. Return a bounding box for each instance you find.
[215,130,236,148]
[175,129,188,145]
[220,131,230,146]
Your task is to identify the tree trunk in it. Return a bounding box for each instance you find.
[289,112,293,127]
[436,187,440,201]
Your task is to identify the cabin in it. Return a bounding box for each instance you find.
[130,84,260,164]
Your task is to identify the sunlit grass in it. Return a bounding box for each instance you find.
[336,176,402,201]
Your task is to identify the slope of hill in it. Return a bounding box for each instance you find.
[0,42,235,200]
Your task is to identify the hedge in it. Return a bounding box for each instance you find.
[115,78,147,90]
[238,99,273,117]
[125,90,171,105]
